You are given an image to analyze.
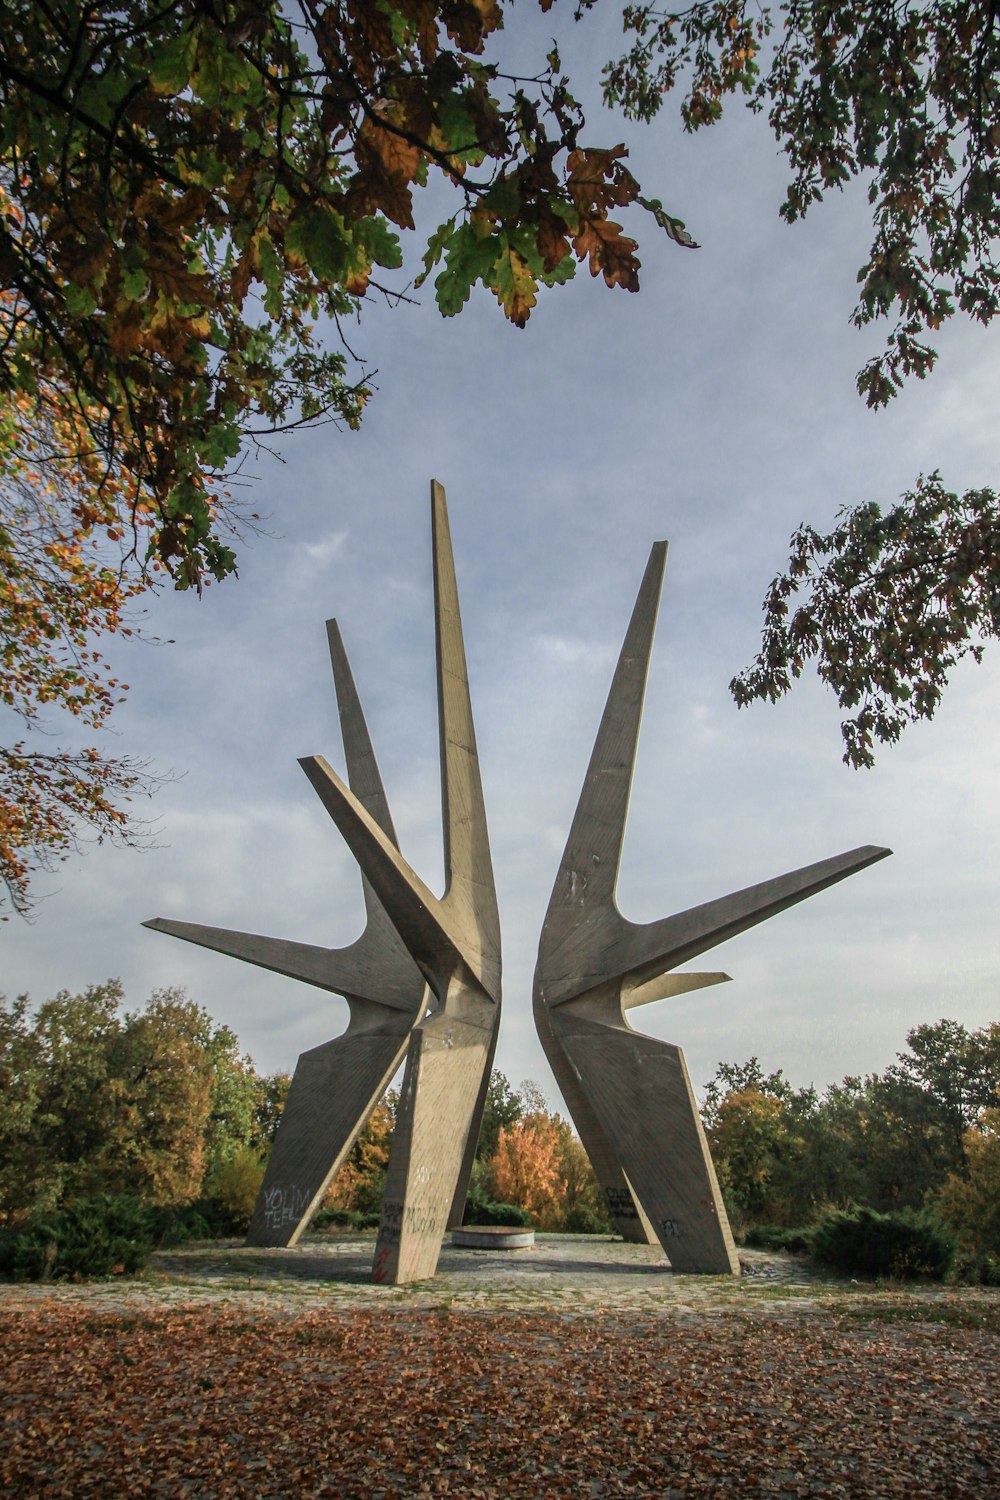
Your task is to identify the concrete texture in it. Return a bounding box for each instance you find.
[534,542,892,1274]
[301,483,502,1284]
[145,483,500,1281]
[145,621,428,1247]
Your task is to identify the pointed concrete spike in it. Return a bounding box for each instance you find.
[325,619,403,935]
[615,844,893,996]
[326,619,398,846]
[545,541,667,930]
[299,754,494,997]
[622,971,732,1011]
[430,480,501,996]
[142,918,421,1009]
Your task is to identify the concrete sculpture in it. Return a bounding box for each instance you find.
[533,541,891,1274]
[145,482,501,1282]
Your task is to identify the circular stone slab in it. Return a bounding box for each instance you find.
[451,1226,535,1250]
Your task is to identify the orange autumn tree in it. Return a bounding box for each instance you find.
[0,383,162,916]
[323,1099,397,1220]
[487,1112,563,1227]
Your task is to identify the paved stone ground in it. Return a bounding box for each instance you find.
[2,1232,994,1324]
[5,1237,999,1497]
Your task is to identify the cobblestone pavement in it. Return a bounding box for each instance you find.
[2,1233,994,1323]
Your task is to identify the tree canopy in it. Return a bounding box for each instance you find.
[0,0,694,913]
[703,1019,1000,1247]
[597,0,1000,764]
[2,0,999,912]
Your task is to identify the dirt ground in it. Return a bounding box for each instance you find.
[3,1234,998,1498]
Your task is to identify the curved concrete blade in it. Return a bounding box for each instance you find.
[299,753,495,998]
[431,480,502,998]
[545,843,892,1006]
[622,971,731,1011]
[145,622,429,1250]
[141,919,420,1009]
[534,541,894,1274]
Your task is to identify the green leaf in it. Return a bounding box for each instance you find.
[149,31,196,97]
[65,284,97,317]
[414,218,457,290]
[355,216,403,270]
[434,223,501,316]
[285,205,350,282]
[122,268,149,301]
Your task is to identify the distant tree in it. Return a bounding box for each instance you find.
[323,1097,396,1219]
[705,1086,789,1221]
[487,1114,562,1224]
[935,1095,1000,1256]
[702,1020,1000,1231]
[0,981,273,1220]
[254,1071,292,1151]
[0,993,46,1220]
[889,1020,1000,1167]
[101,989,217,1206]
[475,1071,524,1164]
[548,1115,612,1232]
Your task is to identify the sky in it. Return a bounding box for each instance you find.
[5,7,999,1104]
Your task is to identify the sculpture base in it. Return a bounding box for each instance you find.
[451,1226,535,1250]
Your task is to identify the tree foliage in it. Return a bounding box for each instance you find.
[731,475,1000,766]
[0,0,685,592]
[594,1,1000,759]
[703,1018,1000,1246]
[0,0,699,912]
[935,1094,1000,1256]
[0,982,279,1224]
[600,0,1000,406]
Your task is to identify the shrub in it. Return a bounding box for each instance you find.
[810,1206,955,1281]
[149,1203,215,1245]
[462,1184,532,1228]
[745,1224,814,1255]
[6,1194,155,1281]
[311,1207,381,1231]
[561,1204,612,1235]
[198,1146,265,1235]
[949,1250,1000,1287]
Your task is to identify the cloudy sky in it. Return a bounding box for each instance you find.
[5,7,999,1102]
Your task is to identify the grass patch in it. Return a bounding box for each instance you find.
[838,1296,1000,1333]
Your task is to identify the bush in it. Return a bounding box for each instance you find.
[561,1204,613,1235]
[810,1206,955,1281]
[745,1224,814,1255]
[311,1207,381,1231]
[462,1184,532,1228]
[949,1250,1000,1287]
[149,1203,215,1245]
[199,1146,265,1235]
[5,1194,155,1281]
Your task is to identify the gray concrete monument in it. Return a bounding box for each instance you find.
[533,541,891,1274]
[145,482,500,1282]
